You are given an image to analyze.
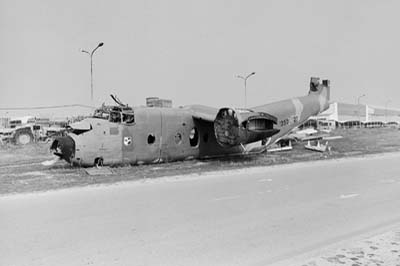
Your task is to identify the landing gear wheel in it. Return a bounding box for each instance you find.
[94,157,104,168]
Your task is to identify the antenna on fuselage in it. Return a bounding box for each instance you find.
[110,94,128,107]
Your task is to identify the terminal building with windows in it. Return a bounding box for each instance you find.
[306,102,400,130]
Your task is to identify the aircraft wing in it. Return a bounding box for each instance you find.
[188,105,279,148]
[187,105,219,122]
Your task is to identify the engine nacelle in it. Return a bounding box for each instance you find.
[213,108,280,147]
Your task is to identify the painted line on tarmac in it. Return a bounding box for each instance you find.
[258,178,273,182]
[258,190,272,195]
[212,195,241,201]
[339,193,360,199]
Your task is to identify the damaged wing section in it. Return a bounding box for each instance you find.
[213,108,279,147]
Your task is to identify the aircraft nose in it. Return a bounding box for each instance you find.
[50,136,75,163]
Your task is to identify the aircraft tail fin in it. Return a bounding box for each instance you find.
[309,77,330,102]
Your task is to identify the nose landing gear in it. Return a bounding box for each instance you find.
[94,157,104,168]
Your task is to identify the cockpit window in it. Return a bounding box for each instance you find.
[122,112,135,124]
[110,111,121,123]
[93,104,135,124]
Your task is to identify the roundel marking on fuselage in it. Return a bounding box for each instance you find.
[124,136,132,146]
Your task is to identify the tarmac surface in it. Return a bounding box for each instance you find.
[1,152,400,265]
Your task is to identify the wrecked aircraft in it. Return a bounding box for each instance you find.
[50,77,330,167]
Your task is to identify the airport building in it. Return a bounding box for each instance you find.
[0,105,94,121]
[0,105,95,129]
[308,102,400,129]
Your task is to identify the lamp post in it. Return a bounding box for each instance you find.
[81,42,104,104]
[356,94,366,127]
[236,72,256,108]
[385,100,391,124]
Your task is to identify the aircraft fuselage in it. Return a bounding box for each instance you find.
[51,78,330,167]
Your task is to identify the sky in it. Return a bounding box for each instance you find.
[1,0,400,113]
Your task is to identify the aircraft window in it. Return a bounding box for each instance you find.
[110,111,121,123]
[122,113,135,124]
[147,134,156,144]
[189,127,199,147]
[111,106,122,112]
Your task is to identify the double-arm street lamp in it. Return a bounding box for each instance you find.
[236,72,256,108]
[81,42,104,104]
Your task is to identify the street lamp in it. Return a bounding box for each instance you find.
[356,94,366,127]
[236,72,256,108]
[81,42,104,104]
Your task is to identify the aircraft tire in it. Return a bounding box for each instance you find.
[94,157,104,168]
